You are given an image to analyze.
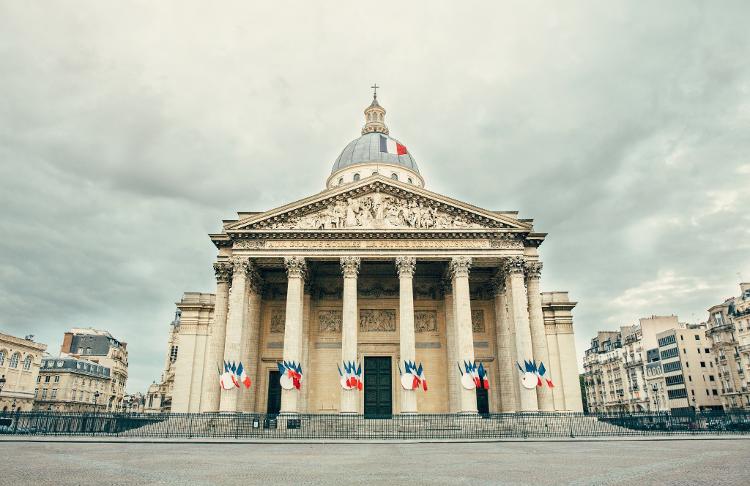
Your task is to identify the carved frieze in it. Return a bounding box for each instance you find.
[270,309,286,333]
[318,310,342,333]
[415,311,438,333]
[261,192,486,231]
[359,280,398,299]
[360,309,396,332]
[472,309,485,333]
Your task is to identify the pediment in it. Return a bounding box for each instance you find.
[226,176,531,232]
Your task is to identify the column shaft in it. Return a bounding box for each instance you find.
[219,257,253,412]
[396,257,417,414]
[451,257,478,414]
[443,285,459,412]
[199,262,232,412]
[507,257,538,411]
[238,285,262,412]
[526,261,554,411]
[492,273,516,412]
[280,256,306,414]
[340,257,360,414]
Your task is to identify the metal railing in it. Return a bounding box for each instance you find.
[2,410,750,439]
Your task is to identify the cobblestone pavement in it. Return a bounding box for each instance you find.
[1,439,748,485]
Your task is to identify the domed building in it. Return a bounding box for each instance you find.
[171,92,583,416]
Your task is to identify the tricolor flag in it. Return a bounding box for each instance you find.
[379,135,408,155]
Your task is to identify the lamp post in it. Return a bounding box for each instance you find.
[93,391,100,412]
[0,375,6,413]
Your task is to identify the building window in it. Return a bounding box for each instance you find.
[34,388,38,398]
[408,177,413,184]
[41,389,47,399]
[51,388,57,399]
[36,376,40,383]
[54,375,60,383]
[9,352,20,368]
[353,173,360,181]
[44,375,50,382]
[709,375,715,381]
[338,177,343,185]
[372,171,378,176]
[712,389,718,396]
[700,361,706,368]
[695,335,700,340]
[391,173,399,180]
[23,355,32,370]
[169,346,178,364]
[705,348,710,353]
[55,360,63,367]
[0,350,5,366]
[667,387,688,399]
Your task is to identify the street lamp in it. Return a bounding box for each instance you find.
[0,375,6,412]
[93,391,100,412]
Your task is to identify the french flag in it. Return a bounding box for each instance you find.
[379,135,408,155]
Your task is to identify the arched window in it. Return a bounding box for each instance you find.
[372,171,378,176]
[338,177,344,185]
[23,355,32,370]
[353,173,360,181]
[391,173,399,181]
[408,177,413,184]
[0,350,5,367]
[9,352,20,368]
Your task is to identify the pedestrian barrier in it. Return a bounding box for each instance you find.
[1,411,748,439]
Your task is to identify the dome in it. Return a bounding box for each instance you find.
[331,132,420,174]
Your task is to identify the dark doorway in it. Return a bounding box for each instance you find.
[364,357,392,418]
[476,387,489,415]
[266,370,281,415]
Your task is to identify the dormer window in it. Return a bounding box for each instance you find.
[391,173,399,181]
[338,177,344,185]
[408,177,413,184]
[353,173,360,181]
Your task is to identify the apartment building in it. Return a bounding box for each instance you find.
[584,316,722,413]
[0,332,47,412]
[33,355,111,412]
[705,283,750,409]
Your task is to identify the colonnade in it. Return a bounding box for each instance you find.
[200,255,551,414]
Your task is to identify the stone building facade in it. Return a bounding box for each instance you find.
[145,310,181,413]
[33,355,111,412]
[171,95,583,415]
[0,332,47,412]
[60,328,128,411]
[705,282,750,409]
[583,316,723,412]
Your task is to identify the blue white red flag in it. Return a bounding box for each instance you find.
[379,135,408,155]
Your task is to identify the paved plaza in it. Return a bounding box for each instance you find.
[1,439,749,485]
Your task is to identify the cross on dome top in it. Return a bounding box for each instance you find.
[362,84,388,135]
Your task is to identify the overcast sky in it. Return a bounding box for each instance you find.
[1,1,749,393]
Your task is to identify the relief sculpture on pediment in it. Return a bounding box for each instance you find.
[266,193,484,230]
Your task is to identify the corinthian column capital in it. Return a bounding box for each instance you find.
[246,262,263,294]
[213,261,233,284]
[395,256,416,278]
[230,256,251,276]
[525,260,543,281]
[283,256,307,279]
[503,256,526,276]
[340,256,361,278]
[449,256,472,279]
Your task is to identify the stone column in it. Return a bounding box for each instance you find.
[219,257,253,412]
[199,261,232,412]
[506,256,538,411]
[299,282,313,412]
[450,256,478,414]
[396,256,417,414]
[238,269,262,412]
[526,261,554,411]
[492,269,516,412]
[280,256,306,414]
[443,279,459,413]
[340,257,360,413]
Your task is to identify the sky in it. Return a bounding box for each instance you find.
[1,1,749,393]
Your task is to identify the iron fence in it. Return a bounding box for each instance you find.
[1,410,749,439]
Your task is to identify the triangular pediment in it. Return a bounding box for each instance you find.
[225,176,532,232]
